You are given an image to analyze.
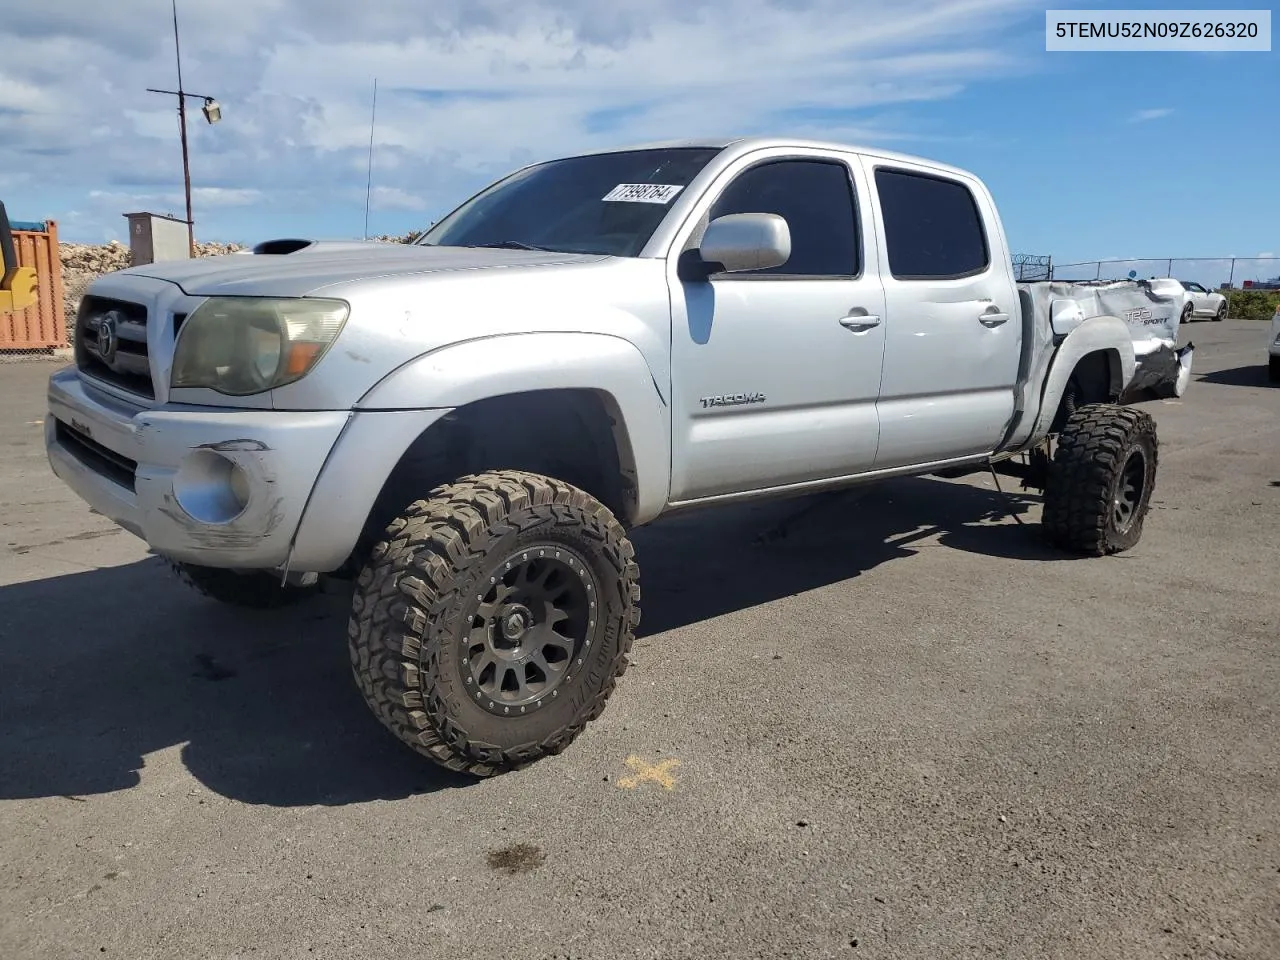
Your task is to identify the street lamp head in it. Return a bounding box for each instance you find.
[201,98,222,124]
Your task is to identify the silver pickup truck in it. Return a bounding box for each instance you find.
[45,137,1159,776]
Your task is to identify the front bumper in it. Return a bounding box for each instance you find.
[45,366,350,569]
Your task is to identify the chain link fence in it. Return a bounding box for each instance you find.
[1011,253,1053,281]
[1044,257,1280,320]
[1048,257,1280,289]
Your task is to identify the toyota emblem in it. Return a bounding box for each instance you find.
[96,312,119,363]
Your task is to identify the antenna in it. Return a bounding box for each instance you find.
[363,77,378,239]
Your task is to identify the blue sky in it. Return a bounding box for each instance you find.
[1,0,1274,270]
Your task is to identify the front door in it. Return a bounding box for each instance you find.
[666,152,887,502]
[860,159,1023,469]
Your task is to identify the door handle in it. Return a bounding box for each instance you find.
[978,307,1010,327]
[839,315,882,332]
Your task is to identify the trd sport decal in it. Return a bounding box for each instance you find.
[699,392,766,409]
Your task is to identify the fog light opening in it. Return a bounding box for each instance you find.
[173,451,253,524]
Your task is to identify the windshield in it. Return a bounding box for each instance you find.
[417,147,722,257]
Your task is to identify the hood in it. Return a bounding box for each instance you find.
[121,238,607,298]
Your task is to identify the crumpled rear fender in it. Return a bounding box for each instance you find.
[1023,315,1137,447]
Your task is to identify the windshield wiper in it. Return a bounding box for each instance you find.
[468,240,552,251]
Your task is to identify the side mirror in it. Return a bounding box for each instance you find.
[698,213,791,274]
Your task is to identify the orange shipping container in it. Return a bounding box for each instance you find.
[2,220,67,351]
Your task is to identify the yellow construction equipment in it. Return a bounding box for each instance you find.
[0,201,38,314]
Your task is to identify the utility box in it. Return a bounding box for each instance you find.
[124,212,190,265]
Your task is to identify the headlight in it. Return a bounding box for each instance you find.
[171,297,349,396]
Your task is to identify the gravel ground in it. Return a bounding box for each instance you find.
[1,321,1277,960]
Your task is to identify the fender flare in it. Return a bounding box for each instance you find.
[357,331,671,523]
[1026,315,1137,445]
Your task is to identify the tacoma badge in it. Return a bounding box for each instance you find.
[699,392,766,409]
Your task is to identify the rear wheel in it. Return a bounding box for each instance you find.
[347,469,640,777]
[1180,302,1194,324]
[1269,356,1280,383]
[1042,404,1158,556]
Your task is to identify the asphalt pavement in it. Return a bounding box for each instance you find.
[1,320,1277,960]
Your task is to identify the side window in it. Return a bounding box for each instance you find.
[707,159,859,277]
[874,168,990,279]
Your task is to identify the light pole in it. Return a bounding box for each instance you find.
[146,0,221,258]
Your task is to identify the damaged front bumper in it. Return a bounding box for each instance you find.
[45,366,349,570]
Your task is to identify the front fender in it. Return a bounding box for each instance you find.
[1026,315,1137,445]
[358,331,671,523]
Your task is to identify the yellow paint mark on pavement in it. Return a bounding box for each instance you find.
[28,420,43,426]
[616,755,680,791]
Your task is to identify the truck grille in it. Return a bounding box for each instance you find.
[74,295,154,399]
[54,419,138,491]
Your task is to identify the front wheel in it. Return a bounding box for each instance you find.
[347,470,641,777]
[1214,301,1227,322]
[1041,404,1158,556]
[1269,356,1280,383]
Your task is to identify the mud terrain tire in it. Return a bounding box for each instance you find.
[172,562,319,609]
[1042,404,1158,556]
[348,470,641,777]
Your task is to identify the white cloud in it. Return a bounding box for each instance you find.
[1129,107,1174,123]
[368,186,428,212]
[191,188,264,207]
[2,0,1039,241]
[88,187,262,210]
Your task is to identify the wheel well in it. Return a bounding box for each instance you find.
[340,390,638,576]
[1050,349,1121,433]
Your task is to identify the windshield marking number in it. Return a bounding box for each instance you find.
[602,183,685,204]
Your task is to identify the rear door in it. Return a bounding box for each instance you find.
[859,157,1023,468]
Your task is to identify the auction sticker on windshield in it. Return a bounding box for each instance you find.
[602,183,685,203]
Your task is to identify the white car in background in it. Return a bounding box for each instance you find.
[1268,303,1280,382]
[1176,279,1228,322]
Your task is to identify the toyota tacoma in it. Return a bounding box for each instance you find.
[46,137,1161,776]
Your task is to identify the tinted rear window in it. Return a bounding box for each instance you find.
[875,168,989,279]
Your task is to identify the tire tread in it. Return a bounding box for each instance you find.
[1042,403,1158,556]
[347,469,640,777]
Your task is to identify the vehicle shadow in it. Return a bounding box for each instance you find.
[0,476,1061,808]
[630,474,1060,636]
[0,558,466,808]
[1196,364,1275,388]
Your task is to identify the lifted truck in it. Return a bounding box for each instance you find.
[46,137,1159,776]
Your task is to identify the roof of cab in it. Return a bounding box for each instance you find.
[571,135,975,180]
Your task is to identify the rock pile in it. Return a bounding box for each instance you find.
[369,232,422,244]
[58,239,245,327]
[55,236,423,335]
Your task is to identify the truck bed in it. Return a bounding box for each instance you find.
[1017,278,1190,398]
